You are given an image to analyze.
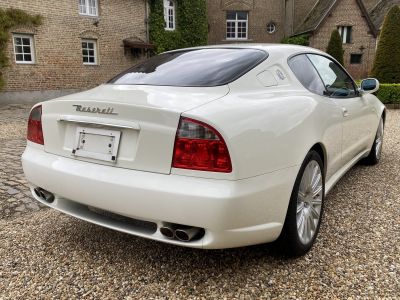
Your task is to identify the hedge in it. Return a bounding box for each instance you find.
[376,84,400,104]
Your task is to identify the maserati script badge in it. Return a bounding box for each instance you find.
[73,105,118,115]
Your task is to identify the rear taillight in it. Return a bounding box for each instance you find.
[27,105,44,145]
[172,117,232,173]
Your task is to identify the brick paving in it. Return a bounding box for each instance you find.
[0,104,47,219]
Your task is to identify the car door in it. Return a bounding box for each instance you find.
[307,54,372,166]
[288,54,343,180]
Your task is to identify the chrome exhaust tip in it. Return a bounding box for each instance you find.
[33,187,55,203]
[174,227,201,242]
[160,224,175,239]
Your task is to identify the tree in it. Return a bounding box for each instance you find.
[371,6,400,83]
[326,29,344,65]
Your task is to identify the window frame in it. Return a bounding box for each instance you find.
[288,52,359,99]
[12,34,35,64]
[266,22,276,34]
[79,0,99,17]
[226,11,249,40]
[81,39,98,65]
[337,26,352,44]
[164,0,176,31]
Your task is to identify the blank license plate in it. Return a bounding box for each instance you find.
[72,127,121,162]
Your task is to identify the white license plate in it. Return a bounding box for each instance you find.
[72,127,121,162]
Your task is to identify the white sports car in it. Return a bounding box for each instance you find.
[22,45,385,256]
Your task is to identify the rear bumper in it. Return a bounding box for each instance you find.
[22,145,299,249]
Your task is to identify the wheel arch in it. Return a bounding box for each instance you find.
[382,108,386,125]
[310,143,327,178]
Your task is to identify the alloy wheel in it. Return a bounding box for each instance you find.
[375,119,384,160]
[296,160,323,245]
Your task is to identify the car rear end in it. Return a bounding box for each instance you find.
[22,47,294,249]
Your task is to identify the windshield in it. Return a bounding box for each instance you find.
[108,48,268,87]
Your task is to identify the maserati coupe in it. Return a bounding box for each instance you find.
[22,44,385,256]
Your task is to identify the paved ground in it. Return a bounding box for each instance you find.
[0,104,46,219]
[0,104,399,299]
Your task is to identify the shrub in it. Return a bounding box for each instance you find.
[371,6,400,83]
[0,8,42,90]
[376,84,400,104]
[326,29,344,65]
[149,0,207,54]
[281,34,309,46]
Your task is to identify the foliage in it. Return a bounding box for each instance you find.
[281,34,309,46]
[0,8,42,90]
[371,6,400,83]
[326,29,344,65]
[375,83,400,104]
[149,0,207,54]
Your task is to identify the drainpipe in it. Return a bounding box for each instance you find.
[145,0,150,43]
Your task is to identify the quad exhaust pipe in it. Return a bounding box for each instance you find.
[160,223,202,242]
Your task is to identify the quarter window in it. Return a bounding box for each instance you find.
[79,0,98,16]
[307,54,357,98]
[288,54,326,96]
[164,0,176,30]
[338,26,352,44]
[82,39,98,65]
[226,11,248,40]
[13,34,35,64]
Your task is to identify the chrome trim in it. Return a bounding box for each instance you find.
[57,115,140,130]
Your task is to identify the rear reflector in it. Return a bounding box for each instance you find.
[172,118,232,173]
[27,105,44,145]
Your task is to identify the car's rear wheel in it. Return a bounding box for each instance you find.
[363,117,384,165]
[278,150,324,257]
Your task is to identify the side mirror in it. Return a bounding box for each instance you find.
[360,78,380,94]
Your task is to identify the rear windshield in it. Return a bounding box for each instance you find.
[108,48,268,87]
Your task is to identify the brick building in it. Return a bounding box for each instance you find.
[207,0,382,79]
[0,0,151,102]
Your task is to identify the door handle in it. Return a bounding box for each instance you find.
[342,108,349,117]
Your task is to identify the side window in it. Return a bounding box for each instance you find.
[288,54,326,96]
[307,54,357,98]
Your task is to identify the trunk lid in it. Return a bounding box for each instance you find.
[41,84,229,174]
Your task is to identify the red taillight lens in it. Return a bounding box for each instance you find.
[172,118,232,173]
[27,105,44,145]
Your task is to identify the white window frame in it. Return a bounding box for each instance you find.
[226,11,248,40]
[12,34,35,64]
[82,39,98,65]
[266,22,276,34]
[163,0,176,31]
[79,0,98,17]
[338,26,352,44]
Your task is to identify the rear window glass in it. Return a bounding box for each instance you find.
[108,48,268,87]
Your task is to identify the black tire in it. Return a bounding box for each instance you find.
[362,117,384,166]
[277,150,325,257]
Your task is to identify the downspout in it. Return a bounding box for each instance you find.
[145,0,150,43]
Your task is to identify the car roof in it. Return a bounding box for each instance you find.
[166,43,329,58]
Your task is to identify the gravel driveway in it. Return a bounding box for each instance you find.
[0,104,399,299]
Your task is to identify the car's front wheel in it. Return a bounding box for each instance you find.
[278,150,325,256]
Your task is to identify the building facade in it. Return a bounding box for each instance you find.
[0,0,150,102]
[207,0,381,79]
